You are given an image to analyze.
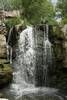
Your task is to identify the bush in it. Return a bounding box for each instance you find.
[4,17,22,32]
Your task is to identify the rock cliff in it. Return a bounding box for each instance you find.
[0,21,12,88]
[48,25,67,93]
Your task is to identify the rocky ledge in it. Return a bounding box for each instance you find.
[0,59,13,88]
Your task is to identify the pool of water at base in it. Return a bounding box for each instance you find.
[0,87,67,100]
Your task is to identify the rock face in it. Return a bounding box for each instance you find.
[48,25,67,93]
[34,26,45,86]
[0,59,13,88]
[0,34,6,58]
[0,21,13,88]
[0,21,7,58]
[62,24,67,68]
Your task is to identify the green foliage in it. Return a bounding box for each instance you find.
[57,0,67,25]
[1,0,56,25]
[4,17,22,31]
[9,0,22,10]
[61,17,67,25]
[0,0,22,10]
[57,0,67,16]
[0,59,12,87]
[4,0,55,25]
[21,0,55,25]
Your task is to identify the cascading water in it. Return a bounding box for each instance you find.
[44,24,52,85]
[6,28,13,64]
[34,24,52,86]
[10,26,35,97]
[6,25,65,100]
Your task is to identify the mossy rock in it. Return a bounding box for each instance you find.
[0,59,13,88]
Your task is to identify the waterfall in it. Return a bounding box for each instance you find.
[34,24,52,86]
[10,25,52,96]
[9,25,52,88]
[7,25,65,100]
[6,28,13,64]
[44,24,52,85]
[10,26,35,97]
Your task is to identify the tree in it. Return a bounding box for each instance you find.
[0,0,11,10]
[0,0,56,25]
[0,0,22,10]
[57,0,67,24]
[6,0,55,25]
[9,0,22,10]
[21,0,55,25]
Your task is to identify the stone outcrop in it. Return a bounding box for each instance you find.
[34,26,45,86]
[49,25,64,67]
[0,34,6,58]
[48,25,67,93]
[0,21,13,88]
[62,24,67,68]
[0,21,7,58]
[0,59,13,88]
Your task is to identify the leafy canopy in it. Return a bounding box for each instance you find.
[57,0,67,24]
[0,0,56,25]
[21,0,55,24]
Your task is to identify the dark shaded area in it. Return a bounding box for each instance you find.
[6,26,19,47]
[34,24,67,95]
[0,60,13,89]
[34,25,46,86]
[48,25,67,95]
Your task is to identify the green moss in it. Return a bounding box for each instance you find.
[53,26,64,40]
[4,17,22,32]
[0,59,13,88]
[0,59,12,73]
[2,64,12,73]
[0,59,7,63]
[49,26,67,93]
[0,93,3,98]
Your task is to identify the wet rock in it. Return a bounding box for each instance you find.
[0,21,6,36]
[0,21,7,58]
[34,26,46,86]
[48,25,67,94]
[0,59,13,88]
[62,24,67,68]
[0,34,6,58]
[0,93,7,99]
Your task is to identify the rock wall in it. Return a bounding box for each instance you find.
[0,34,6,58]
[0,21,13,88]
[48,25,67,93]
[33,24,67,90]
[34,25,45,86]
[0,21,7,58]
[62,24,67,68]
